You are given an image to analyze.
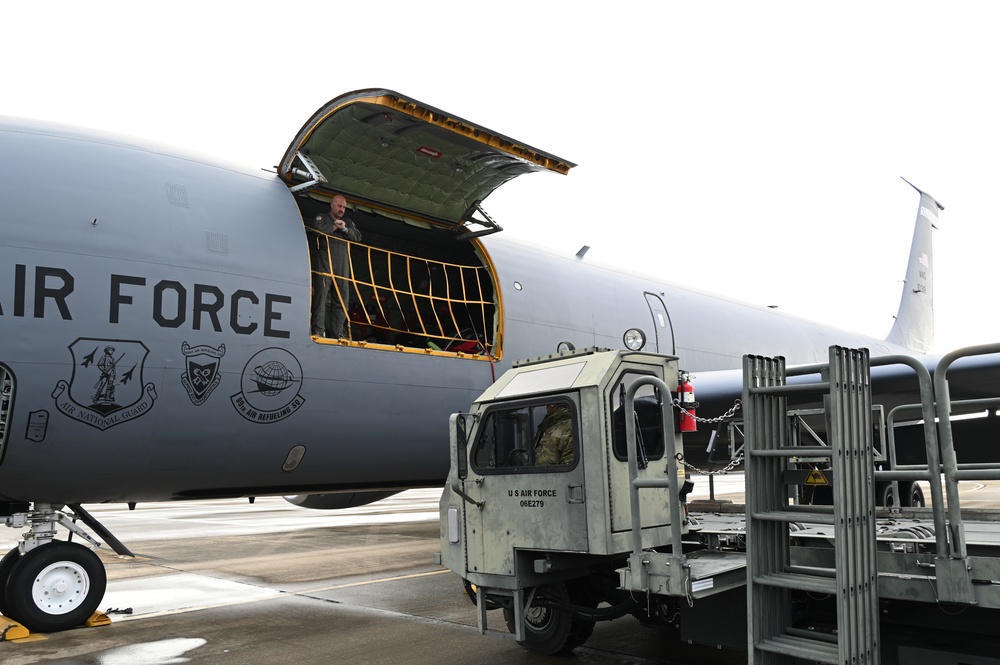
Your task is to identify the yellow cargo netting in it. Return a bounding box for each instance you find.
[309,230,495,358]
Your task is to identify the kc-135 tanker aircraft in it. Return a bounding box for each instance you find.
[0,88,996,633]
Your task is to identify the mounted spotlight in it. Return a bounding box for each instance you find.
[623,328,646,351]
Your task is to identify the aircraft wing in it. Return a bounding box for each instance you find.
[685,348,1000,467]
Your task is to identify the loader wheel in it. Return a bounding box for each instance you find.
[562,579,599,651]
[504,583,572,655]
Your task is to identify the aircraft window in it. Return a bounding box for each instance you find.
[611,373,666,463]
[471,399,578,474]
[304,204,497,358]
[0,365,13,458]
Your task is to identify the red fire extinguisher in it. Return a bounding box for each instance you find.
[677,373,698,433]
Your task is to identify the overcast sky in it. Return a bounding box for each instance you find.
[3,1,997,351]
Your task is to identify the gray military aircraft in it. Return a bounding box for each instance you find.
[0,88,971,632]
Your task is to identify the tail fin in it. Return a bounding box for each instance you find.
[885,177,943,353]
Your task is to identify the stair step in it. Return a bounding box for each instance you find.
[756,634,839,664]
[753,571,838,595]
[750,510,835,525]
[750,446,831,457]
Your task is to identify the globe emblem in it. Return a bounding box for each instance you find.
[252,361,295,396]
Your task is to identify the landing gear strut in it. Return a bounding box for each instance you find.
[1,503,112,632]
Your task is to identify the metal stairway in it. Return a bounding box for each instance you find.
[742,346,879,665]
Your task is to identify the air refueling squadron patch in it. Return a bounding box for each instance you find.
[181,341,226,405]
[52,338,158,430]
[230,347,304,423]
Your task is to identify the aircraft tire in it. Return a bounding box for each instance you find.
[6,542,106,633]
[0,546,21,617]
[503,583,572,655]
[878,482,897,508]
[904,482,926,508]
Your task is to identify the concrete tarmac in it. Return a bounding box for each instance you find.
[4,477,999,664]
[0,488,745,665]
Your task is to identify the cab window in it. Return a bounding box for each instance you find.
[471,399,577,474]
[611,372,666,462]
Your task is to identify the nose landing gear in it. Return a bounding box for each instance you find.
[1,503,114,633]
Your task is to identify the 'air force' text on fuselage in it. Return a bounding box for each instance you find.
[1,264,294,338]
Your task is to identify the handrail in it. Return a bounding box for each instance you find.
[933,343,1000,559]
[624,376,683,559]
[867,355,948,559]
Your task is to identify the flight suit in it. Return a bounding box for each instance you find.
[307,213,362,337]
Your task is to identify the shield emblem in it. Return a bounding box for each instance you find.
[52,338,157,430]
[180,342,226,406]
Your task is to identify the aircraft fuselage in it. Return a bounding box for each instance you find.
[0,114,913,506]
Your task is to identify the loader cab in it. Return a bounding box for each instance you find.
[440,348,687,584]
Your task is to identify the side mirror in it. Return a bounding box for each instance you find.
[450,413,469,481]
[449,413,483,509]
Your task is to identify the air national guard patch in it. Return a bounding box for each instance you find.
[52,338,157,430]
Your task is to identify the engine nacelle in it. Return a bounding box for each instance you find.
[282,491,399,510]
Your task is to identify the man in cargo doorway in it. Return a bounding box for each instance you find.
[308,194,362,338]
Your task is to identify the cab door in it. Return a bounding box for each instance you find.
[606,369,676,533]
[464,397,588,577]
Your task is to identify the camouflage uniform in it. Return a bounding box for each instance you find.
[534,404,574,465]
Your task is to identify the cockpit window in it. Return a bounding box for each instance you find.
[471,398,578,474]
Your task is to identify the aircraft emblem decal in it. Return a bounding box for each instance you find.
[52,338,157,430]
[180,341,226,406]
[230,347,304,424]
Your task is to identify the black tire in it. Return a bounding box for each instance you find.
[462,579,502,610]
[562,579,598,651]
[0,546,21,617]
[904,482,926,508]
[563,619,595,652]
[503,583,572,655]
[878,482,896,508]
[6,542,106,633]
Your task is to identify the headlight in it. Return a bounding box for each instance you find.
[623,328,646,351]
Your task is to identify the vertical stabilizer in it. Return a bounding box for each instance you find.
[885,178,942,353]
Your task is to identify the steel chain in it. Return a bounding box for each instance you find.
[671,398,744,476]
[672,398,741,424]
[683,451,744,476]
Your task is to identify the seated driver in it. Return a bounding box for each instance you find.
[534,403,575,465]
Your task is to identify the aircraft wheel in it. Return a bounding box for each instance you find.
[6,542,106,633]
[0,546,21,617]
[904,482,926,508]
[503,583,572,655]
[878,482,897,508]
